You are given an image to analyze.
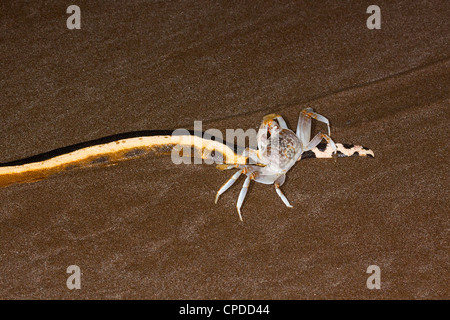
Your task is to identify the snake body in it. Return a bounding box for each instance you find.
[0,129,373,189]
[0,130,246,188]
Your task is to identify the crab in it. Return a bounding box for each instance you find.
[214,108,340,221]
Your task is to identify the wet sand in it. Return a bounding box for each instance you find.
[0,1,448,299]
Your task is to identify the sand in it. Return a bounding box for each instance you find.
[0,1,448,299]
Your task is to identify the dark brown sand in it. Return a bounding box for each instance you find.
[0,1,448,299]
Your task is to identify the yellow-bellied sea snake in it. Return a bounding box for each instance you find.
[0,130,373,188]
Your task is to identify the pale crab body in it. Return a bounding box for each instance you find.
[245,128,301,185]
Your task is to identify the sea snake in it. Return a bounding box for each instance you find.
[0,130,373,188]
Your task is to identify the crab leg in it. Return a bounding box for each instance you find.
[296,108,332,146]
[304,132,337,154]
[216,164,239,171]
[272,115,288,129]
[262,114,288,130]
[236,175,252,221]
[274,183,293,208]
[215,168,243,203]
[243,148,264,166]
